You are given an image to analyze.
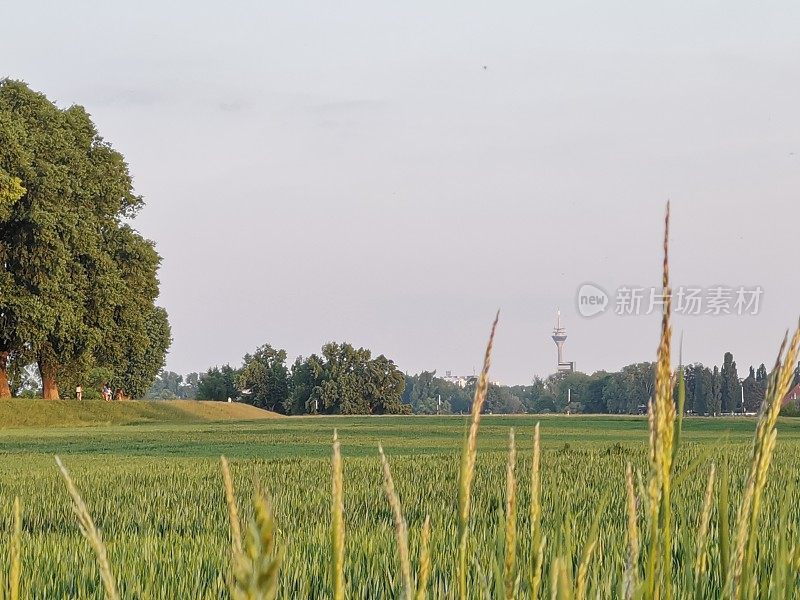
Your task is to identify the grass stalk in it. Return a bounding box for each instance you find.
[730,323,800,598]
[415,515,431,600]
[379,444,413,600]
[9,497,21,600]
[222,458,281,600]
[718,460,730,587]
[457,312,499,600]
[576,494,608,600]
[55,456,120,600]
[221,456,244,556]
[503,428,517,600]
[693,464,716,598]
[624,463,639,599]
[332,430,346,600]
[530,422,544,600]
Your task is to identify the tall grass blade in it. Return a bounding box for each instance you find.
[530,422,544,600]
[457,312,499,600]
[55,456,120,600]
[331,430,346,600]
[719,460,730,587]
[503,428,517,600]
[222,458,281,600]
[624,463,639,599]
[230,490,282,600]
[693,464,715,599]
[576,493,608,600]
[644,202,676,600]
[672,340,685,466]
[221,456,244,556]
[415,515,431,600]
[730,322,800,598]
[379,444,413,600]
[9,496,21,600]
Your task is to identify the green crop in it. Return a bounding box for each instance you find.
[2,205,800,598]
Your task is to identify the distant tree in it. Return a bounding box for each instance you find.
[602,374,627,414]
[584,372,611,413]
[602,363,655,414]
[197,365,239,401]
[362,355,407,414]
[180,373,200,399]
[403,370,466,414]
[720,352,740,413]
[709,366,722,415]
[287,357,316,414]
[681,364,704,413]
[147,370,183,399]
[236,344,290,412]
[403,371,438,412]
[295,343,408,415]
[755,363,769,409]
[549,371,592,413]
[693,365,710,415]
[742,371,761,413]
[416,395,451,414]
[484,384,525,414]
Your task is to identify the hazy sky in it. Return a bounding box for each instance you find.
[3,1,799,384]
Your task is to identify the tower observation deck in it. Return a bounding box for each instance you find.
[551,309,575,373]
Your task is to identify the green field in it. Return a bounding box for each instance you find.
[1,413,798,598]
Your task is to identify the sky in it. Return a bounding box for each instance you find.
[3,1,799,384]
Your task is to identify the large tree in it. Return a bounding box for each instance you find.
[298,342,408,415]
[236,344,290,412]
[0,80,170,398]
[0,169,26,397]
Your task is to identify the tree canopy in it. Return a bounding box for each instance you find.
[0,80,170,398]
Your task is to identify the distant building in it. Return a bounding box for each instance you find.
[551,309,575,373]
[441,371,501,387]
[442,371,473,388]
[782,382,800,407]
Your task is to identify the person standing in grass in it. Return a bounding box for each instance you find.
[75,385,82,401]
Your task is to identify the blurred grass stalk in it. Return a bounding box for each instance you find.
[457,312,498,600]
[221,457,281,600]
[55,456,120,600]
[331,430,346,600]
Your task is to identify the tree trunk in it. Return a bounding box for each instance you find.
[0,352,11,398]
[39,359,60,400]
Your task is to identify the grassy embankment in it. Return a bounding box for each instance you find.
[0,398,278,429]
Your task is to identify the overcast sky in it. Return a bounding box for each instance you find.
[3,1,799,384]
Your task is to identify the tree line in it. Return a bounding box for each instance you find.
[0,80,170,399]
[405,353,796,415]
[150,342,410,415]
[153,343,798,416]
